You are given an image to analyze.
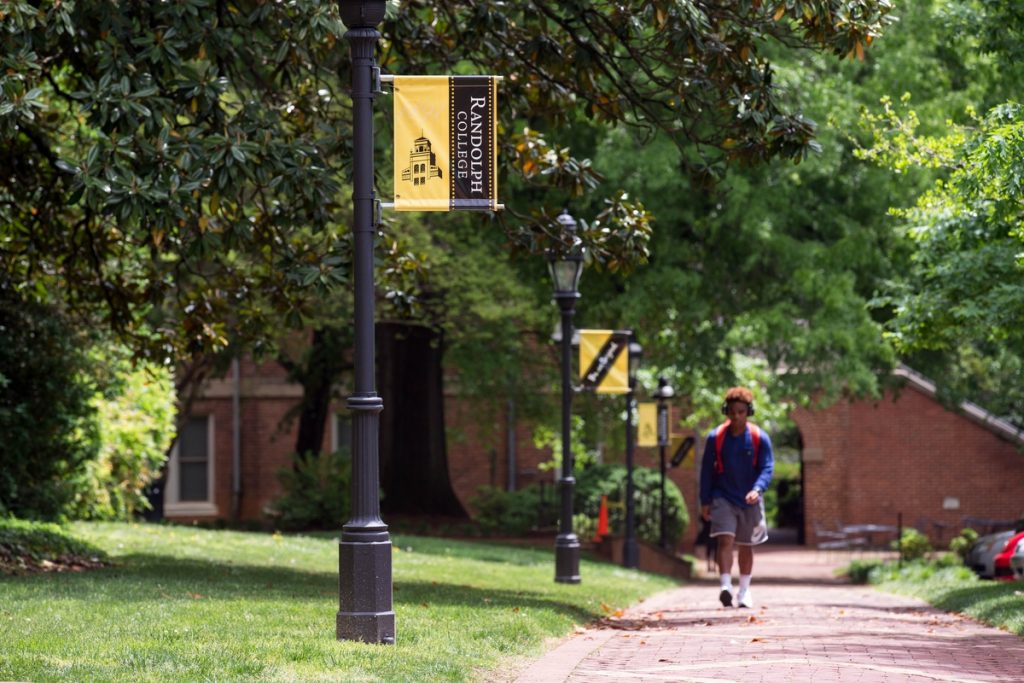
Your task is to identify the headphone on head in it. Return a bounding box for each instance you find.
[721,399,755,416]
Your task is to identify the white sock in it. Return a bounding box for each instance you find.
[720,574,732,591]
[739,575,751,593]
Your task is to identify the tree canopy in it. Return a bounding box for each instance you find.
[851,0,1024,422]
[2,1,895,362]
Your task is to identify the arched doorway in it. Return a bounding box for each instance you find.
[765,423,805,545]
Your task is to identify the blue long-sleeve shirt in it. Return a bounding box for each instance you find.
[699,423,774,508]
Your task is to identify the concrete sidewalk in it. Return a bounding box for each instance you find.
[510,546,1024,682]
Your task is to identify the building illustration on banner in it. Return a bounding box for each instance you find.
[401,135,443,187]
[391,75,500,211]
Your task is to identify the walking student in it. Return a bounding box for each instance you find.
[699,387,774,608]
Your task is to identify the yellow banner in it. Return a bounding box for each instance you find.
[393,76,499,212]
[637,402,658,447]
[669,435,696,468]
[579,330,629,394]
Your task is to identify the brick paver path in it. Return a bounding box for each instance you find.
[512,547,1024,682]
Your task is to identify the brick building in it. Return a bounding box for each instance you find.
[165,360,1024,550]
[793,366,1024,547]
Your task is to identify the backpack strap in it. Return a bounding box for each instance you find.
[713,421,730,474]
[714,421,761,474]
[749,423,761,468]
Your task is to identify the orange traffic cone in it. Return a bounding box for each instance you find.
[595,495,610,541]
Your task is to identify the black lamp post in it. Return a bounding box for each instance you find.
[622,335,643,569]
[548,209,584,584]
[655,376,674,550]
[336,0,394,644]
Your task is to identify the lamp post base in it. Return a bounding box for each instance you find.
[622,537,639,569]
[554,534,581,583]
[337,534,396,644]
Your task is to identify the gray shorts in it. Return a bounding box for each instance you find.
[709,497,768,546]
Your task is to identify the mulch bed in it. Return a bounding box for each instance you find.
[0,546,107,576]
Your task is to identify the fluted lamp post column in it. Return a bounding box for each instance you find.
[655,376,674,550]
[336,0,395,644]
[622,335,643,569]
[548,209,584,584]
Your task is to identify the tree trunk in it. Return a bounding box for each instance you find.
[284,327,351,458]
[293,329,332,455]
[377,321,466,516]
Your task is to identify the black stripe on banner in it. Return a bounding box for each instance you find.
[449,76,494,211]
[581,332,629,390]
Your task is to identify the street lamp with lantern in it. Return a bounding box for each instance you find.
[548,209,584,584]
[336,0,394,644]
[622,335,643,569]
[655,376,675,549]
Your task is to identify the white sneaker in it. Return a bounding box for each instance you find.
[719,588,733,607]
[737,589,753,608]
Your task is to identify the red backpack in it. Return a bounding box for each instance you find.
[712,421,761,475]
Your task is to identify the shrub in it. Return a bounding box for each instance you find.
[576,464,689,546]
[573,512,597,542]
[71,352,176,520]
[844,558,885,584]
[532,416,598,475]
[0,290,99,521]
[948,527,979,562]
[269,450,352,530]
[468,485,556,536]
[895,527,932,561]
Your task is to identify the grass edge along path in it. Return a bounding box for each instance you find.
[849,557,1024,638]
[0,522,677,682]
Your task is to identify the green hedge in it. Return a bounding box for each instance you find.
[469,464,689,546]
[576,464,689,546]
[0,290,98,521]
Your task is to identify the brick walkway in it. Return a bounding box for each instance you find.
[511,546,1024,682]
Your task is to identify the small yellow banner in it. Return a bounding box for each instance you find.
[393,75,499,211]
[637,402,658,447]
[668,435,696,468]
[579,330,629,394]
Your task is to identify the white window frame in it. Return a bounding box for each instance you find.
[165,414,218,517]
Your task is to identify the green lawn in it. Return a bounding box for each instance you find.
[0,522,677,682]
[857,559,1024,637]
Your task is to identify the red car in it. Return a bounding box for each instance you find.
[993,531,1024,581]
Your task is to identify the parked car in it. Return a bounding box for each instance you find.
[966,530,1014,578]
[1011,538,1024,580]
[993,531,1024,581]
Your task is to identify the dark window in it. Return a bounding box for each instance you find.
[179,417,209,501]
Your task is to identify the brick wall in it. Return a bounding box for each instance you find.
[172,358,1024,551]
[795,383,1024,546]
[444,395,558,513]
